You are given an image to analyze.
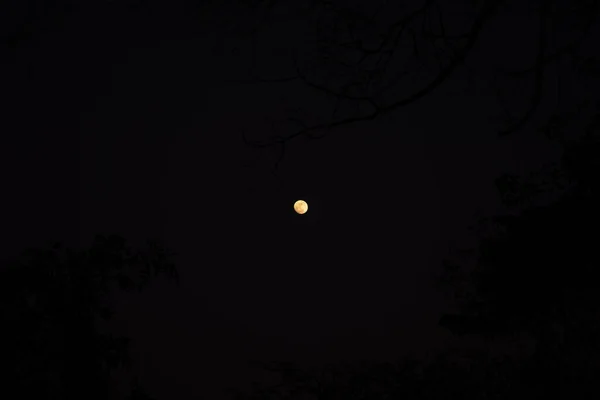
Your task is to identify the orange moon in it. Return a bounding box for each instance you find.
[294,200,308,215]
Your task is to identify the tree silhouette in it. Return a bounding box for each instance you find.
[438,100,600,397]
[1,234,178,400]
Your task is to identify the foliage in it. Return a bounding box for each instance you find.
[0,234,178,399]
[438,101,600,397]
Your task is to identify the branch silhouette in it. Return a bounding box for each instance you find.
[242,0,501,151]
[227,0,600,171]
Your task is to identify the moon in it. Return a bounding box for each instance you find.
[294,200,308,215]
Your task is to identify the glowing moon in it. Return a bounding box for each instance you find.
[294,200,308,215]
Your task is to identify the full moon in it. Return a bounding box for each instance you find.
[294,200,308,215]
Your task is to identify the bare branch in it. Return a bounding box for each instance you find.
[377,0,502,115]
[242,0,503,172]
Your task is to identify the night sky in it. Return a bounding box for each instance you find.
[4,1,592,398]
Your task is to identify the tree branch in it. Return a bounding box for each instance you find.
[242,0,502,173]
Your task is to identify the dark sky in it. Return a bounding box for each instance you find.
[4,1,588,398]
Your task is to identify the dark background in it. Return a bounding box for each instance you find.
[3,1,597,398]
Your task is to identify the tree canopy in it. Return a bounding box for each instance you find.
[1,234,177,399]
